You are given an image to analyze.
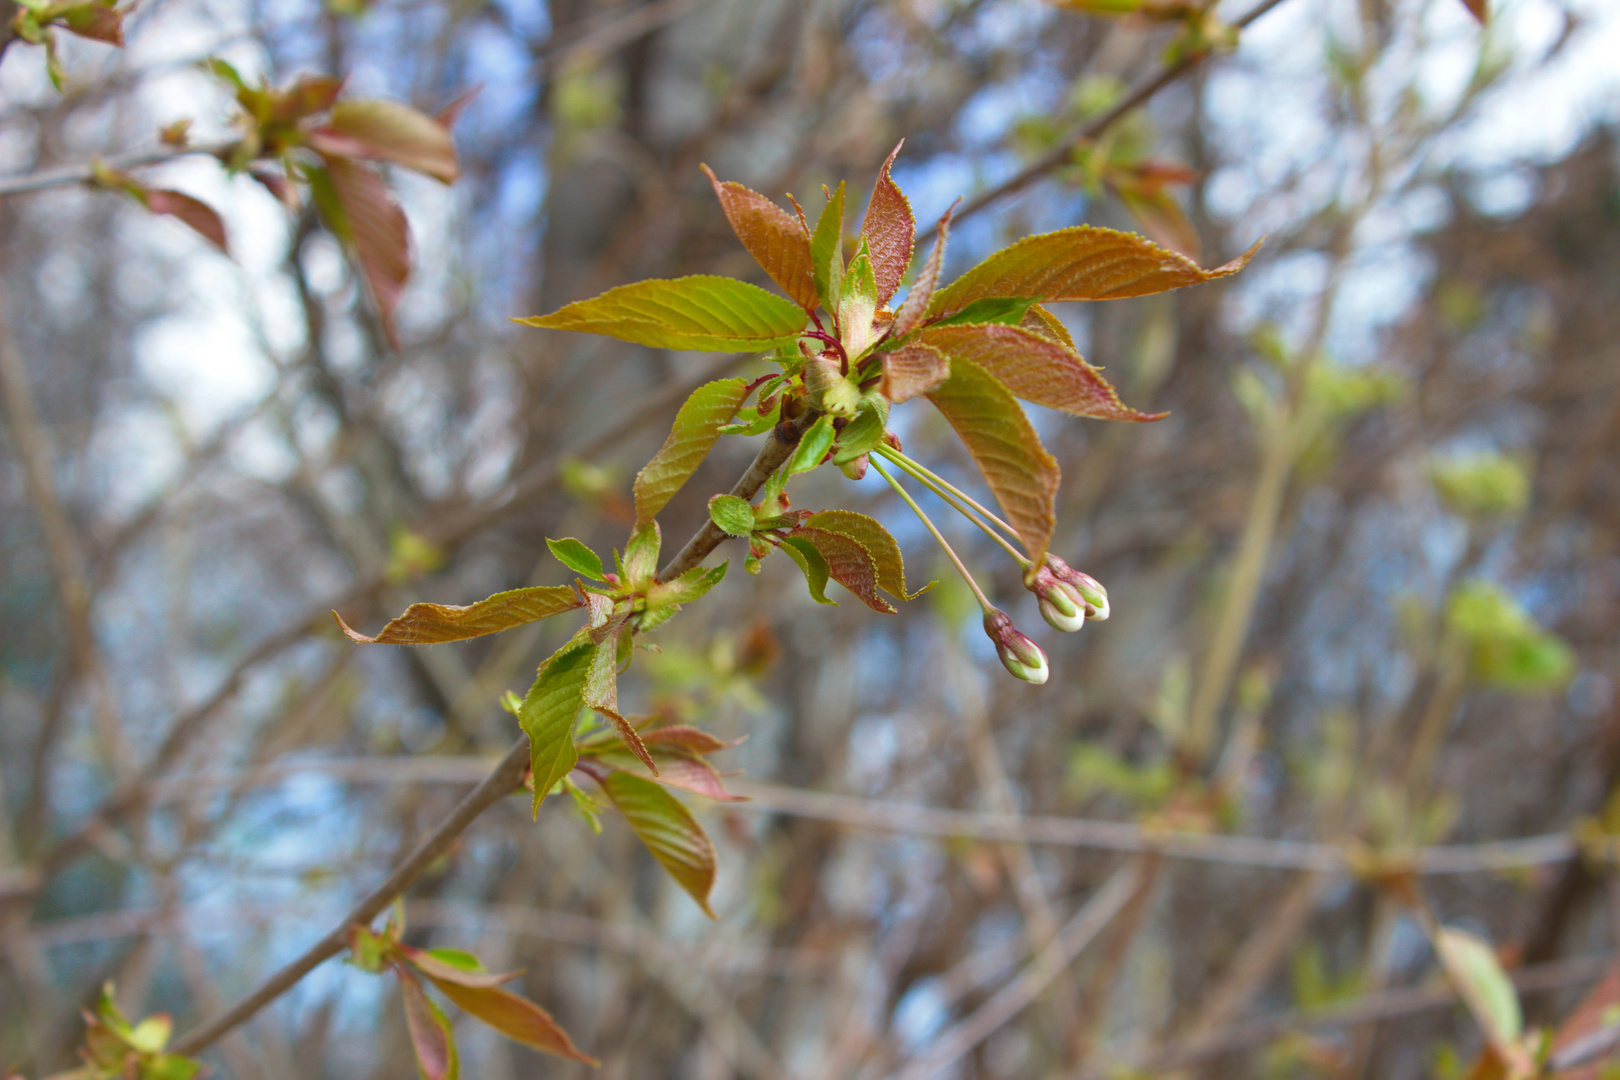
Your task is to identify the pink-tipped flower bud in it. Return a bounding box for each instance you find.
[983,609,1049,685]
[1047,556,1109,621]
[1029,565,1086,633]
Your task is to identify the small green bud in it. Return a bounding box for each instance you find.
[1047,556,1109,620]
[1029,566,1085,632]
[983,609,1049,685]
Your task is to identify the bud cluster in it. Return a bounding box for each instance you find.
[1029,555,1109,632]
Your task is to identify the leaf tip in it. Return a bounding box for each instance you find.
[332,610,375,643]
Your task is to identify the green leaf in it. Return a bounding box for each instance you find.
[811,181,846,313]
[398,965,459,1080]
[597,771,718,916]
[423,948,485,974]
[787,526,898,614]
[622,521,661,588]
[802,510,930,599]
[633,378,751,529]
[928,226,1257,317]
[777,536,837,606]
[514,275,807,352]
[927,357,1060,564]
[787,415,836,475]
[641,563,727,633]
[919,323,1163,421]
[832,395,889,465]
[1435,927,1522,1053]
[546,537,605,581]
[880,343,950,404]
[708,494,757,537]
[703,165,817,311]
[585,746,744,803]
[563,775,604,833]
[519,639,595,818]
[581,619,656,773]
[423,976,598,1065]
[397,944,512,988]
[928,296,1042,329]
[858,141,915,308]
[313,99,459,184]
[333,586,582,644]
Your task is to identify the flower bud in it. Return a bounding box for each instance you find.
[1029,566,1086,632]
[839,453,869,481]
[1047,556,1109,621]
[982,609,1049,685]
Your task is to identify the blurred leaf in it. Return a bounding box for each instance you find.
[811,181,847,313]
[927,357,1060,564]
[397,965,458,1080]
[312,99,459,183]
[58,2,125,45]
[881,343,950,403]
[520,639,594,817]
[424,977,598,1065]
[1434,927,1523,1058]
[334,586,581,644]
[546,537,605,581]
[641,725,729,754]
[777,535,837,605]
[1446,581,1575,691]
[801,510,931,600]
[703,165,818,310]
[141,189,230,253]
[859,141,915,307]
[891,206,953,338]
[919,323,1164,422]
[397,945,512,989]
[788,526,898,614]
[708,494,757,537]
[929,226,1256,316]
[309,156,411,348]
[515,276,807,351]
[1459,0,1487,23]
[632,378,751,529]
[1430,453,1530,519]
[597,771,718,916]
[1068,744,1176,807]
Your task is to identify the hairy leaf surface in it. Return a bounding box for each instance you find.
[703,166,817,310]
[881,343,950,403]
[599,771,718,916]
[335,586,581,644]
[919,323,1163,421]
[859,142,915,307]
[788,526,897,613]
[633,378,750,528]
[811,181,846,312]
[803,510,930,600]
[520,639,594,817]
[1019,303,1078,350]
[929,226,1256,315]
[927,357,1060,563]
[708,494,756,537]
[891,206,952,339]
[515,276,807,351]
[546,537,604,581]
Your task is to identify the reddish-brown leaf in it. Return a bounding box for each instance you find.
[859,141,915,308]
[143,189,230,254]
[640,726,728,754]
[396,965,457,1080]
[311,156,411,348]
[272,75,346,123]
[583,627,657,774]
[1460,0,1487,22]
[890,205,953,339]
[585,748,745,802]
[396,944,516,989]
[928,226,1257,316]
[60,3,124,45]
[424,978,598,1065]
[881,342,950,403]
[1018,304,1077,350]
[1114,183,1202,262]
[333,585,581,644]
[919,323,1163,422]
[702,165,818,311]
[927,357,1060,564]
[597,771,718,916]
[787,526,897,614]
[310,99,460,184]
[803,509,928,600]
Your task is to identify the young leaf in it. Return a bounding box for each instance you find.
[309,156,412,348]
[777,535,837,605]
[832,395,889,464]
[597,771,718,916]
[334,586,582,644]
[928,226,1258,317]
[583,624,657,774]
[890,204,953,339]
[881,343,950,403]
[802,510,930,599]
[585,747,744,803]
[708,494,757,537]
[546,537,605,581]
[927,357,1059,564]
[641,563,727,633]
[633,378,751,529]
[622,521,661,588]
[396,944,514,989]
[1019,303,1078,350]
[312,99,459,184]
[59,3,125,45]
[514,276,807,352]
[859,141,915,308]
[919,323,1164,421]
[787,526,898,614]
[397,965,459,1080]
[787,415,836,475]
[1434,927,1523,1061]
[929,296,1042,329]
[520,639,595,817]
[811,181,847,313]
[143,189,230,254]
[423,978,598,1065]
[702,165,817,310]
[641,725,729,754]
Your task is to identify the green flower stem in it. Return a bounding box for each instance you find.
[869,457,994,615]
[874,444,1029,568]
